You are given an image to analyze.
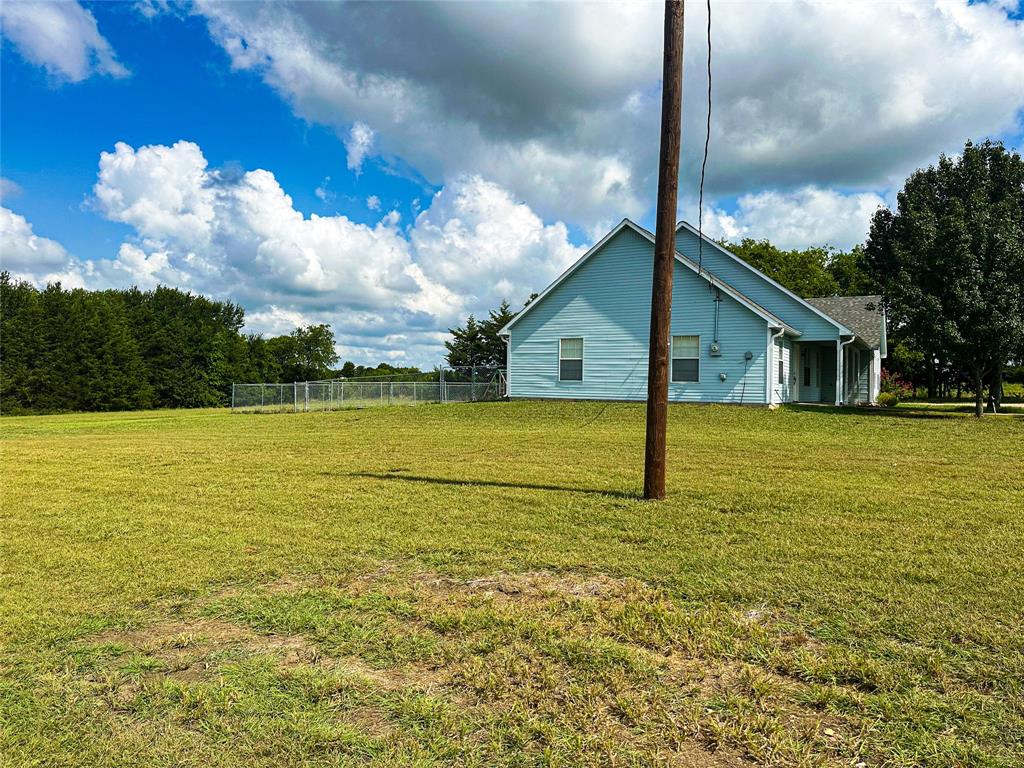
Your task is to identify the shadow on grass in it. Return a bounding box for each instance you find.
[350,471,638,500]
[786,404,965,420]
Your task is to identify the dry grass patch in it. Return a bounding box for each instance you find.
[197,565,857,766]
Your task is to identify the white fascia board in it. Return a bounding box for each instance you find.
[674,220,855,336]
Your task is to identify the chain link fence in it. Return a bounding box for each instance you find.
[231,368,505,413]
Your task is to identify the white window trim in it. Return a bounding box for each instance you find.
[671,334,700,383]
[558,337,584,382]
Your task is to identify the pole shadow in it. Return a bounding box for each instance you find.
[349,472,638,500]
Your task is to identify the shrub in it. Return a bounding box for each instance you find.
[880,369,913,398]
[877,391,899,408]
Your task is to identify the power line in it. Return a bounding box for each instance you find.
[697,0,712,281]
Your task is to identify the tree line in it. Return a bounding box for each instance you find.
[0,277,342,413]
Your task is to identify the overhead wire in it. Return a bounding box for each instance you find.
[697,0,712,283]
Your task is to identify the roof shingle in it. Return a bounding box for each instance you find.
[805,295,884,348]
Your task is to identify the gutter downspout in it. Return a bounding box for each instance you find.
[837,335,856,406]
[770,327,785,405]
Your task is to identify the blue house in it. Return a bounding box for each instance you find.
[499,219,886,406]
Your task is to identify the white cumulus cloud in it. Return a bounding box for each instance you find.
[0,0,128,83]
[411,175,583,305]
[703,187,887,251]
[0,206,72,277]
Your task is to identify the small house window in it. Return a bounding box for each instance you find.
[816,351,821,386]
[778,359,784,384]
[671,335,699,382]
[803,352,811,387]
[559,337,583,381]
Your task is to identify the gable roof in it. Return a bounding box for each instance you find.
[674,221,855,336]
[498,219,799,336]
[805,295,885,350]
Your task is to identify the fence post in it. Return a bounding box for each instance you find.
[389,382,393,405]
[304,382,309,412]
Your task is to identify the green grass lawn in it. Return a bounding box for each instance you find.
[2,402,1022,767]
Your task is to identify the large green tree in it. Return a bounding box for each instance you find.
[725,239,877,299]
[865,140,1024,416]
[269,324,340,382]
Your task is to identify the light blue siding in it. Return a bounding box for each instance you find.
[508,228,768,403]
[675,227,844,341]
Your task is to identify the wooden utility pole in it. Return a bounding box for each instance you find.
[644,0,684,501]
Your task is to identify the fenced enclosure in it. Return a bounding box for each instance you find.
[231,367,505,413]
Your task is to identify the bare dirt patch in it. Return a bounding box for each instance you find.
[92,617,321,667]
[415,569,651,601]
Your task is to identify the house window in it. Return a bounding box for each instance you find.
[559,337,583,381]
[778,359,784,384]
[816,351,821,387]
[671,335,699,382]
[803,352,811,387]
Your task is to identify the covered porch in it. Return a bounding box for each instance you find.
[791,339,878,405]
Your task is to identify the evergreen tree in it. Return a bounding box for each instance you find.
[0,279,345,413]
[445,300,516,368]
[0,273,44,413]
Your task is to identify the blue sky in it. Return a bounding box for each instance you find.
[2,5,435,262]
[2,1,1022,366]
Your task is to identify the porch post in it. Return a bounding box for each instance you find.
[835,340,843,406]
[871,349,881,404]
[792,342,800,402]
